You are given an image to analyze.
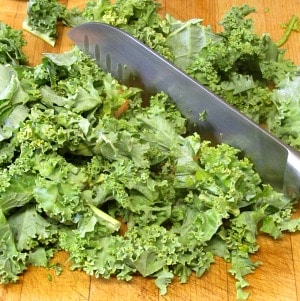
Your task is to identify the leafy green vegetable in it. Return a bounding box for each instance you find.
[23,0,67,46]
[0,22,27,65]
[267,73,300,149]
[8,205,58,251]
[165,15,221,71]
[0,209,27,283]
[181,5,297,123]
[0,45,299,300]
[22,0,84,46]
[3,1,300,300]
[0,65,29,143]
[23,0,173,57]
[21,0,300,128]
[81,0,174,59]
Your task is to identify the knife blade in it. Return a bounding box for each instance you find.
[68,22,300,198]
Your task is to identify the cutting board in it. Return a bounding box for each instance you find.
[1,1,300,300]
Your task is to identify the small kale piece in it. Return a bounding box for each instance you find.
[0,22,27,65]
[23,0,85,46]
[267,74,300,149]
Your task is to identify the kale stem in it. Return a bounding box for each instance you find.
[276,15,299,47]
[88,204,121,232]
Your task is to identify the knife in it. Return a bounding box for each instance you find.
[68,22,300,198]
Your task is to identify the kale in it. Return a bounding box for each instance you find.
[0,22,27,65]
[2,2,300,300]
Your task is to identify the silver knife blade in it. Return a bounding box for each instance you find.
[68,22,300,197]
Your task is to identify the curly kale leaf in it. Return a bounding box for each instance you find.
[0,65,29,143]
[82,0,174,60]
[0,204,58,284]
[267,74,300,149]
[0,39,298,299]
[0,173,36,214]
[166,15,221,70]
[0,209,27,284]
[8,205,58,251]
[58,219,214,295]
[23,0,66,46]
[184,5,297,123]
[81,0,112,21]
[0,22,27,65]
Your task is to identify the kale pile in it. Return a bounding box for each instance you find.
[1,1,300,300]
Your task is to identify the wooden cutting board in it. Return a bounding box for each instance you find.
[1,1,300,300]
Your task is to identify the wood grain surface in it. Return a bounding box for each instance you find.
[1,1,300,300]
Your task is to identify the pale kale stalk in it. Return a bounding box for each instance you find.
[276,15,300,47]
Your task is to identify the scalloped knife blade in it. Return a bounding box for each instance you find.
[68,22,300,197]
